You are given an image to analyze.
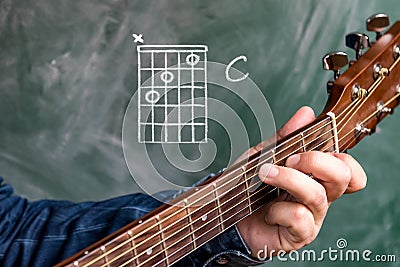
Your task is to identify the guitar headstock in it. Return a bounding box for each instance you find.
[321,15,400,152]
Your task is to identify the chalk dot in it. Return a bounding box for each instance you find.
[145,90,160,104]
[186,54,200,66]
[160,71,174,84]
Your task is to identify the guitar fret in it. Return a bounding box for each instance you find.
[269,147,280,204]
[156,215,168,266]
[269,149,281,196]
[300,131,306,152]
[184,198,196,249]
[241,165,252,213]
[157,204,193,266]
[269,147,280,202]
[301,117,335,152]
[212,182,225,231]
[250,184,277,211]
[100,246,110,267]
[134,218,166,267]
[107,233,141,266]
[210,168,251,228]
[271,148,276,163]
[188,185,221,249]
[274,135,303,165]
[127,230,139,266]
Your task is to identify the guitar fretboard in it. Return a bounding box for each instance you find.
[58,115,340,267]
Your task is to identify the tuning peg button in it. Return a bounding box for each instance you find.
[346,32,370,60]
[323,52,348,95]
[323,52,349,80]
[356,123,372,135]
[377,102,393,116]
[366,13,390,41]
[394,45,400,59]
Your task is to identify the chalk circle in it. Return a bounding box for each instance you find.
[186,54,200,66]
[160,71,174,84]
[145,90,160,104]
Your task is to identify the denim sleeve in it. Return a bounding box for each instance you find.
[0,177,266,267]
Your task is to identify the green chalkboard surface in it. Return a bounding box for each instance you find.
[0,0,399,266]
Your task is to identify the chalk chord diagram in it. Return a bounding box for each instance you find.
[137,45,208,143]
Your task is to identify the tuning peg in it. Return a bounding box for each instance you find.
[366,13,390,41]
[323,52,349,80]
[322,52,348,94]
[346,32,370,60]
[377,102,393,116]
[356,123,373,135]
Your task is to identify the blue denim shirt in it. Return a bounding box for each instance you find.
[0,177,266,266]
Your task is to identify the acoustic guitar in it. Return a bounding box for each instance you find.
[55,15,400,267]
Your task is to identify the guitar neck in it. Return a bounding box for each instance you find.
[56,19,400,267]
[56,115,338,267]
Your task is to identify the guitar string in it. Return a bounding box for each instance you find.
[91,89,364,266]
[143,94,400,267]
[336,73,399,153]
[78,117,335,266]
[80,55,399,267]
[84,123,331,267]
[336,55,400,135]
[70,35,398,266]
[115,92,400,267]
[343,54,400,137]
[85,75,374,267]
[81,118,337,267]
[81,85,384,267]
[389,56,400,72]
[117,60,400,265]
[136,49,399,260]
[339,93,400,151]
[336,75,385,136]
[130,122,358,266]
[107,101,367,267]
[94,92,397,266]
[127,186,278,267]
[136,125,347,267]
[83,89,376,267]
[138,131,350,267]
[321,51,400,137]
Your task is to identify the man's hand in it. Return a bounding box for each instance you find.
[236,106,367,257]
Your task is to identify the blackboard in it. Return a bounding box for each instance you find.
[0,0,399,266]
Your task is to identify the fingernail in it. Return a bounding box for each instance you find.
[286,154,301,167]
[260,164,279,178]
